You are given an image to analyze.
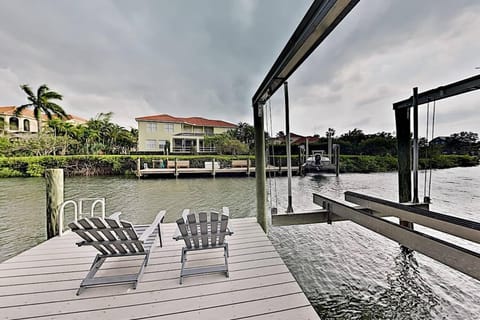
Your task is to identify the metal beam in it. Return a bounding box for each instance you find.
[271,207,393,226]
[313,193,480,281]
[393,74,480,110]
[345,191,480,244]
[252,0,359,106]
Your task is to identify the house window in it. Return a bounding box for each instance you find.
[165,123,174,133]
[147,122,157,132]
[24,119,30,132]
[158,140,167,148]
[146,139,157,150]
[205,127,213,135]
[9,117,19,131]
[0,117,4,131]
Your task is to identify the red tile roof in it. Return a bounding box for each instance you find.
[0,106,39,119]
[0,106,86,123]
[135,114,237,128]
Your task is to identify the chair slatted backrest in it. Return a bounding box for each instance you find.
[176,211,230,249]
[68,218,145,254]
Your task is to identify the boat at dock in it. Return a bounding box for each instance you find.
[302,150,336,173]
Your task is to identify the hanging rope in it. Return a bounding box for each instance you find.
[266,100,273,209]
[267,99,278,210]
[428,99,436,198]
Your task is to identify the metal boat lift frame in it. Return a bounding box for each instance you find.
[251,0,480,282]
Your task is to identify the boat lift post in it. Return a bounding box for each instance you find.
[284,81,294,213]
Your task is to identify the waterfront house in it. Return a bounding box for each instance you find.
[135,114,236,153]
[0,105,86,137]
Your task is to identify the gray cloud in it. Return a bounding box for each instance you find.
[0,0,478,137]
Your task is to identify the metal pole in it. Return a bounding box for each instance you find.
[328,132,332,162]
[254,102,267,232]
[412,87,419,203]
[284,82,293,213]
[306,138,309,160]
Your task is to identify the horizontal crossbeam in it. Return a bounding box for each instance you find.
[312,193,480,281]
[393,74,480,110]
[345,191,480,244]
[252,0,359,106]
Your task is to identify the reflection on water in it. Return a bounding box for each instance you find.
[1,166,479,319]
[311,252,441,319]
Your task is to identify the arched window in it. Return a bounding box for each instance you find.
[24,119,30,132]
[0,117,4,131]
[9,117,19,131]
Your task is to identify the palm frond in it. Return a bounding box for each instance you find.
[42,91,63,100]
[20,84,35,100]
[43,109,53,120]
[37,84,49,99]
[44,102,68,119]
[14,104,34,116]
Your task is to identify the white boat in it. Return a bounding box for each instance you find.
[302,150,335,172]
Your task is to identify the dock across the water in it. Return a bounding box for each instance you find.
[0,218,319,320]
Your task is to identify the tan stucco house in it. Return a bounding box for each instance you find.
[135,114,236,153]
[0,106,87,137]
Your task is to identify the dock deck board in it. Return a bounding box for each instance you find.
[0,218,319,320]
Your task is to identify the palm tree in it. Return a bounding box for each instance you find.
[16,84,67,135]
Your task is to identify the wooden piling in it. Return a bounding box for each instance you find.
[212,158,216,176]
[174,158,178,177]
[136,158,141,177]
[395,107,414,229]
[45,169,64,239]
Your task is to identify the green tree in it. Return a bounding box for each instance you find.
[15,84,67,135]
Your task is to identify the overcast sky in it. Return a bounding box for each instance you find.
[0,0,479,138]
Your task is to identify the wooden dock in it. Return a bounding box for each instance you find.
[0,218,319,320]
[139,166,300,177]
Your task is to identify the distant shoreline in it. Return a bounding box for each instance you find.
[0,154,478,178]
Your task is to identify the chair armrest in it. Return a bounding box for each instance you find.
[172,209,190,240]
[173,228,182,241]
[139,210,166,242]
[109,212,122,220]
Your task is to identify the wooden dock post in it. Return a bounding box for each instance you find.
[174,158,178,177]
[136,158,141,177]
[395,107,413,229]
[212,158,216,176]
[246,158,251,176]
[45,169,64,239]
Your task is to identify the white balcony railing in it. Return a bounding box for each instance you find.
[171,146,216,153]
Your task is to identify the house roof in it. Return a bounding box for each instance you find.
[0,106,87,123]
[0,106,39,119]
[135,114,237,128]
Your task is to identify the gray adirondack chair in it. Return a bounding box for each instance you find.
[173,207,234,284]
[68,210,165,295]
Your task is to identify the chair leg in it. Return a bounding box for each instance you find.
[180,248,187,284]
[224,245,229,278]
[77,255,106,296]
[157,224,163,248]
